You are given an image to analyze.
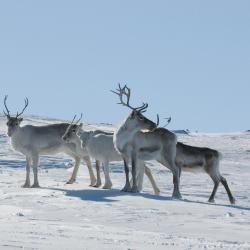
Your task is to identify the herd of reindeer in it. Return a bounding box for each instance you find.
[3,84,235,204]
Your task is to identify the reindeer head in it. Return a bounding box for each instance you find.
[112,84,158,132]
[62,114,83,143]
[3,95,29,137]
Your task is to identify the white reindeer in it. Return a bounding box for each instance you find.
[65,128,113,187]
[62,123,160,195]
[3,96,96,187]
[112,84,181,199]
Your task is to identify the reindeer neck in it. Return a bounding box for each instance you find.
[114,119,139,152]
[9,126,25,151]
[116,117,139,134]
[72,136,84,155]
[10,125,22,138]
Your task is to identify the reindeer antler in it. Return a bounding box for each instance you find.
[157,115,171,128]
[66,113,83,130]
[111,84,149,112]
[111,84,134,110]
[75,113,83,125]
[156,114,159,127]
[69,114,77,126]
[136,103,148,113]
[16,97,29,118]
[3,95,11,118]
[164,117,171,127]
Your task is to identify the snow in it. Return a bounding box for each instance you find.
[0,115,250,250]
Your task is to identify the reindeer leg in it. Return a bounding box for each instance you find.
[131,152,139,193]
[93,160,102,187]
[31,153,40,188]
[121,159,131,192]
[22,156,31,188]
[83,156,96,186]
[102,160,112,189]
[144,165,160,195]
[136,160,144,192]
[129,161,143,189]
[172,166,181,199]
[160,156,181,199]
[208,176,219,203]
[220,176,235,204]
[67,156,81,184]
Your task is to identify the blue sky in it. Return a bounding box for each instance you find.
[0,1,249,132]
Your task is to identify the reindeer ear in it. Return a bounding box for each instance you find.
[78,123,83,130]
[130,111,136,118]
[76,123,83,132]
[18,118,23,123]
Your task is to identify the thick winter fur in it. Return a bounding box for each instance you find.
[6,118,96,187]
[62,128,160,194]
[136,141,235,204]
[176,142,235,204]
[114,111,181,198]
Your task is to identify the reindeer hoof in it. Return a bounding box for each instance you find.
[131,185,140,193]
[172,193,182,200]
[230,197,236,205]
[208,198,214,203]
[89,178,97,187]
[154,189,160,196]
[66,179,75,184]
[22,183,31,188]
[102,184,112,189]
[89,181,97,187]
[93,182,102,188]
[31,184,40,188]
[121,184,131,192]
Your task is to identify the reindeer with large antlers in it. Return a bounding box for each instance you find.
[3,96,96,187]
[112,85,181,198]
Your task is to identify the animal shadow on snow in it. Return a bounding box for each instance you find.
[44,187,250,211]
[0,157,73,170]
[180,196,250,211]
[45,187,171,203]
[0,159,25,168]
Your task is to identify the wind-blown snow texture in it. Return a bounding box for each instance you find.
[0,115,249,250]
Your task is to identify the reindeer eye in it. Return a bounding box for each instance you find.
[138,114,144,120]
[72,129,76,133]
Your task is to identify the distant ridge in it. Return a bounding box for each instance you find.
[172,129,190,135]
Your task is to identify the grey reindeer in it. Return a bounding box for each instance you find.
[132,113,236,204]
[175,142,235,204]
[112,84,181,199]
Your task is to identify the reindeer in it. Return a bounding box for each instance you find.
[136,140,235,204]
[3,96,96,187]
[64,125,114,188]
[175,142,235,204]
[62,121,160,195]
[112,84,181,199]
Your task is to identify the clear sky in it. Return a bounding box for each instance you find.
[0,1,249,132]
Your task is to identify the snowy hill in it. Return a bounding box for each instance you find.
[0,115,250,249]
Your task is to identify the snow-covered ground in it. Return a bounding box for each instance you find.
[0,115,249,250]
